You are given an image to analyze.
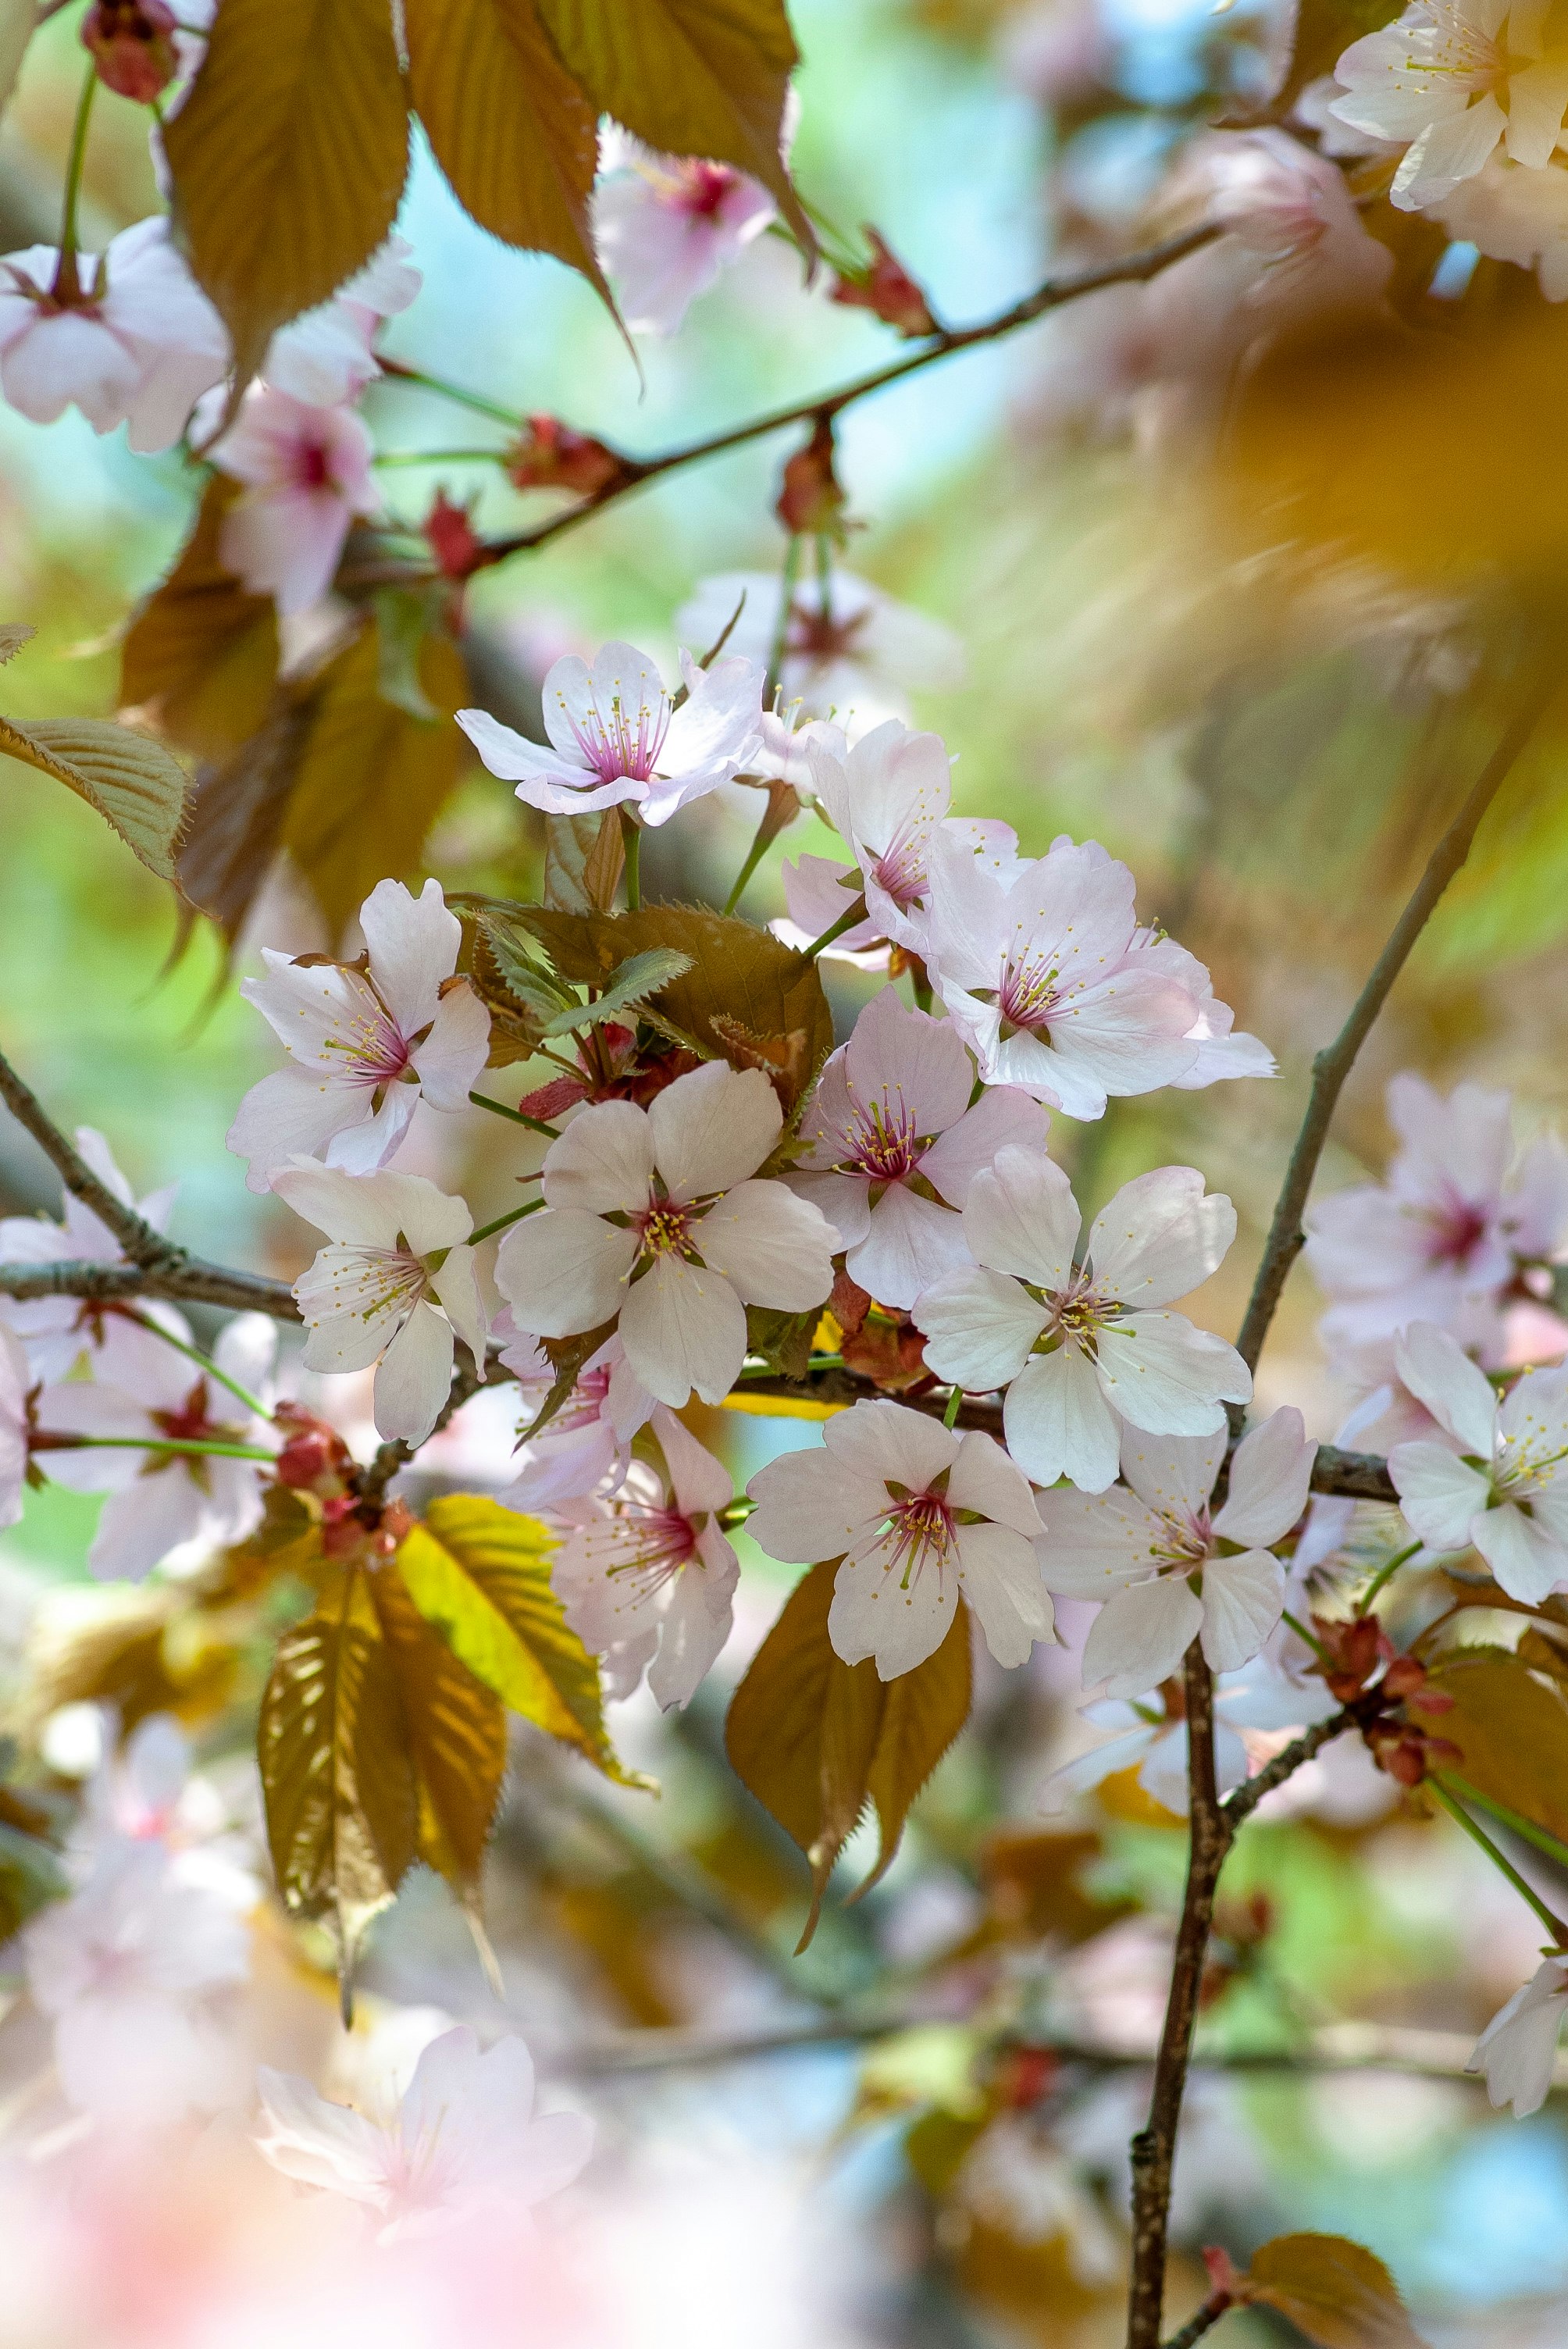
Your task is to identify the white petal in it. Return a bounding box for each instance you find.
[270,1157,401,1247]
[429,1242,488,1367]
[618,1254,747,1406]
[649,1062,781,1200]
[960,1146,1082,1287]
[917,1087,1050,1207]
[1088,1167,1235,1307]
[1117,1428,1225,1522]
[1033,1487,1164,1595]
[650,1403,732,1517]
[828,1539,957,1679]
[647,1530,738,1710]
[745,1445,889,1563]
[1003,1348,1121,1492]
[1198,1549,1285,1674]
[454,709,643,812]
[946,1428,1044,1537]
[373,1304,455,1442]
[1212,1407,1317,1546]
[359,877,459,1035]
[1395,1322,1497,1453]
[89,1470,206,1582]
[953,1522,1053,1665]
[825,1395,957,1490]
[1387,1440,1489,1550]
[912,1267,1046,1389]
[494,1210,639,1338]
[542,1102,656,1215]
[693,1178,838,1309]
[846,1183,970,1311]
[1082,1577,1203,1700]
[226,1068,372,1195]
[1095,1314,1251,1435]
[1470,1962,1568,2117]
[409,984,492,1113]
[1471,1503,1568,1603]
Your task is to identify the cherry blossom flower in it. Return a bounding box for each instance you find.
[227,878,491,1194]
[1431,149,1568,295]
[0,217,227,449]
[786,986,1049,1308]
[257,2025,591,2240]
[494,1323,654,1513]
[1036,1411,1317,1698]
[1387,1321,1568,1599]
[1179,130,1395,311]
[551,1407,739,1709]
[746,1398,1053,1679]
[457,640,764,825]
[272,1160,487,1445]
[210,386,379,613]
[914,1149,1251,1492]
[675,567,966,735]
[0,1129,179,1383]
[1468,1957,1568,2116]
[495,1062,838,1410]
[1043,1663,1338,1815]
[922,832,1260,1118]
[263,236,421,407]
[594,131,775,335]
[0,1322,30,1535]
[1328,0,1568,210]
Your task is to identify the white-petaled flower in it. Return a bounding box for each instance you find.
[494,1061,838,1410]
[1388,1321,1568,1599]
[1042,1662,1338,1816]
[1035,1411,1317,1698]
[257,2025,591,2240]
[210,385,379,613]
[746,1398,1053,1680]
[0,217,228,449]
[1178,128,1395,310]
[551,1406,738,1709]
[1468,1957,1568,2116]
[39,1310,276,1581]
[923,832,1260,1118]
[913,1148,1251,1493]
[593,130,775,336]
[0,1323,29,1536]
[1431,151,1568,297]
[263,235,421,406]
[226,878,491,1194]
[1329,0,1568,209]
[675,567,965,736]
[494,1322,654,1513]
[272,1160,487,1445]
[0,1128,180,1383]
[787,986,1049,1309]
[456,640,764,825]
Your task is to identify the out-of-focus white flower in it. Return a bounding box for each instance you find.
[788,986,1049,1308]
[746,1398,1052,1680]
[0,1128,178,1383]
[263,236,421,406]
[1293,72,1406,158]
[1042,1664,1336,1816]
[272,1160,486,1445]
[675,567,965,736]
[39,1312,276,1581]
[257,2025,592,2240]
[594,131,775,336]
[1468,1956,1568,2116]
[211,385,379,613]
[227,878,490,1194]
[914,1149,1250,1492]
[552,1407,738,1709]
[494,1324,654,1512]
[1431,150,1568,295]
[495,1062,837,1410]
[1036,1411,1317,1698]
[1181,129,1395,309]
[0,218,228,449]
[954,2116,1122,2280]
[1329,0,1568,209]
[1388,1321,1568,1599]
[458,640,764,825]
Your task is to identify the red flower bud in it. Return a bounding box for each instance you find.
[776,414,848,540]
[830,229,939,339]
[81,0,180,102]
[506,415,628,498]
[422,487,484,583]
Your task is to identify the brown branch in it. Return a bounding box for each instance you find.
[1160,2298,1231,2349]
[0,1254,299,1318]
[1223,1707,1355,1828]
[0,1048,180,1271]
[355,1351,499,1505]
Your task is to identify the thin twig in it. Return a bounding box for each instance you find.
[1160,2297,1231,2349]
[1224,1709,1354,1827]
[356,1353,494,1506]
[0,1253,299,1318]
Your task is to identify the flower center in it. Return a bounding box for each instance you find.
[868,825,930,911]
[294,440,334,492]
[636,1199,698,1262]
[676,159,740,218]
[997,951,1063,1039]
[844,1098,924,1184]
[564,685,673,783]
[882,1487,956,1590]
[1420,1190,1489,1270]
[1149,1509,1211,1573]
[321,992,412,1089]
[1038,1266,1119,1354]
[786,601,871,663]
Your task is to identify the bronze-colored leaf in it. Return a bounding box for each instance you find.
[405,0,604,285]
[0,0,33,127]
[864,1609,972,1895]
[1243,2233,1429,2349]
[744,1302,819,1379]
[178,693,317,953]
[365,1559,508,1902]
[543,809,625,912]
[0,713,190,882]
[119,477,280,760]
[0,622,34,665]
[709,1014,810,1110]
[164,0,410,383]
[1426,1648,1568,1848]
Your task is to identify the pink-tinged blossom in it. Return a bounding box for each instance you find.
[676,567,966,735]
[1388,1321,1568,1600]
[914,1149,1251,1493]
[495,1062,838,1410]
[0,217,227,449]
[457,639,764,825]
[1179,130,1395,311]
[227,878,491,1194]
[747,1398,1052,1680]
[1329,0,1568,209]
[258,2025,591,2240]
[1468,1958,1568,2116]
[551,1407,739,1709]
[263,236,421,407]
[211,386,379,613]
[1431,153,1568,298]
[272,1160,487,1445]
[494,1322,655,1513]
[39,1311,276,1581]
[1036,1411,1317,1698]
[923,832,1263,1118]
[593,131,775,336]
[0,1128,179,1382]
[788,986,1049,1308]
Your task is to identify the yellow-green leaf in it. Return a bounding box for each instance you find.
[164,0,409,382]
[405,0,604,282]
[366,1559,509,1900]
[0,0,33,127]
[1243,2233,1429,2349]
[120,476,280,761]
[396,1495,645,1786]
[0,713,190,882]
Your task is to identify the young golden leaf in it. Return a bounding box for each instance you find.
[119,477,280,760]
[365,1559,508,1902]
[544,809,625,912]
[1426,1648,1568,1847]
[864,1606,971,1895]
[257,1574,419,1975]
[405,0,604,285]
[178,695,318,954]
[0,715,190,882]
[536,0,808,240]
[1243,2233,1429,2348]
[395,1495,647,1787]
[164,0,410,383]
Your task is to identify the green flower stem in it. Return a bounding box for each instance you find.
[1280,1606,1328,1663]
[379,361,523,430]
[717,1496,756,1531]
[622,813,642,911]
[1356,1539,1424,1616]
[1438,1773,1568,1883]
[123,1310,269,1420]
[469,1091,558,1139]
[800,898,868,963]
[372,447,508,468]
[1428,1777,1568,1946]
[47,1435,278,1463]
[54,63,98,304]
[943,1385,964,1429]
[469,1197,547,1246]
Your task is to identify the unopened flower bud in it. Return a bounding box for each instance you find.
[81,0,179,102]
[830,229,939,339]
[423,487,484,583]
[776,414,848,540]
[506,415,628,498]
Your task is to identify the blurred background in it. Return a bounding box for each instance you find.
[0,0,1566,2340]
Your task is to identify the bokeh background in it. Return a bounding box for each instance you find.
[1,0,1566,2340]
